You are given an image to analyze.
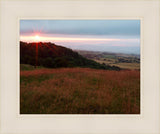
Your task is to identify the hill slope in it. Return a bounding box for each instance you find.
[20,41,120,70]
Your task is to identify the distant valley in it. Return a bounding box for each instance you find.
[75,50,140,70]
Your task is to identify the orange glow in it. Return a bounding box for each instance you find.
[20,35,121,42]
[20,35,139,43]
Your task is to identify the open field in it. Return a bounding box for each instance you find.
[20,66,140,114]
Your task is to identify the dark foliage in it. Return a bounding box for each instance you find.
[20,41,121,70]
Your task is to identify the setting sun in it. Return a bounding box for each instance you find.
[34,35,40,42]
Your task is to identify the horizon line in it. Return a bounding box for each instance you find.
[20,41,140,55]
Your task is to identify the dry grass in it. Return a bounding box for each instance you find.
[20,67,140,114]
[110,63,140,70]
[94,60,140,70]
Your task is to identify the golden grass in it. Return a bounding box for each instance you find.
[94,60,140,70]
[20,68,140,114]
[110,63,140,70]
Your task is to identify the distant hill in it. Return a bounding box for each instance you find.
[20,41,121,70]
[75,50,140,59]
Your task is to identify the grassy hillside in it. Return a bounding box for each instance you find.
[20,41,120,70]
[20,66,140,114]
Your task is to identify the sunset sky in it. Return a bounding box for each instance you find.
[20,20,140,54]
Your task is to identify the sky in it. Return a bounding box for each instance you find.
[20,20,140,54]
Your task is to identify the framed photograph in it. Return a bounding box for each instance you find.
[19,19,140,114]
[0,0,159,134]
